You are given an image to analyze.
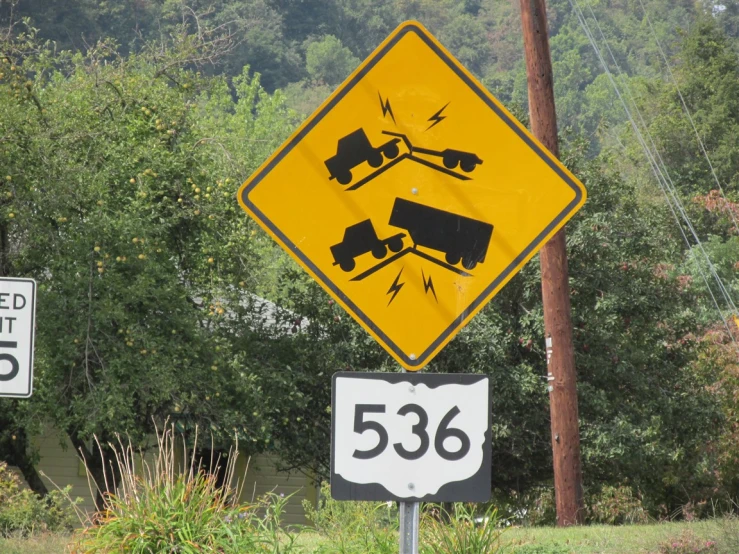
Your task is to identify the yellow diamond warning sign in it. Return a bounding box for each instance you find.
[238,21,586,371]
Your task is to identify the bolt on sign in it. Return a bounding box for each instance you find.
[238,22,586,371]
[0,278,37,398]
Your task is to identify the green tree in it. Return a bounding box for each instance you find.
[305,35,359,87]
[0,23,296,503]
[629,16,739,198]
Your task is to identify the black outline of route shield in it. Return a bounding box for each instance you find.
[240,22,585,370]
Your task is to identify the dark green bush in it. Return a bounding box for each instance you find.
[585,485,650,525]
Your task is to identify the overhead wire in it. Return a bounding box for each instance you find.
[636,0,739,238]
[577,0,739,326]
[567,0,738,340]
[580,0,739,316]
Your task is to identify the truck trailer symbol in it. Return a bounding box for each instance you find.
[324,129,401,185]
[389,199,493,270]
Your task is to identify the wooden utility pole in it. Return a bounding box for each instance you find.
[519,0,584,526]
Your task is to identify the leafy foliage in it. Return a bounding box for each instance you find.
[305,35,359,87]
[0,462,77,537]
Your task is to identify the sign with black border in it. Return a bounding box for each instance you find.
[331,372,491,502]
[0,277,36,398]
[238,21,586,370]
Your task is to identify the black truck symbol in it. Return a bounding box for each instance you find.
[389,199,493,270]
[381,131,483,173]
[330,220,405,272]
[438,149,483,172]
[324,129,401,185]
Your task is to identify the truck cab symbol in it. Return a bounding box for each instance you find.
[325,129,401,185]
[331,220,405,272]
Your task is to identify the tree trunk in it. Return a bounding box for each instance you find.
[3,426,48,495]
[68,431,119,512]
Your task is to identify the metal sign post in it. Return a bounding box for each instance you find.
[399,366,419,554]
[399,500,419,554]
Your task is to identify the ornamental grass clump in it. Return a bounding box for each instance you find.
[70,424,299,553]
[421,503,506,554]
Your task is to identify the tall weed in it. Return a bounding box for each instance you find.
[68,424,300,553]
[653,530,717,553]
[420,503,507,554]
[711,514,739,553]
[304,482,397,553]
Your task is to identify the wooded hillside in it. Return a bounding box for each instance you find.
[1,0,739,521]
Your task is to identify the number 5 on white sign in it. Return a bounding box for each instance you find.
[0,278,36,398]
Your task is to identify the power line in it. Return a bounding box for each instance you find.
[577,0,738,321]
[568,0,738,341]
[580,1,738,315]
[636,0,739,238]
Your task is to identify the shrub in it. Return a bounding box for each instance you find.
[303,481,398,553]
[520,487,557,527]
[653,530,717,553]
[0,461,78,537]
[420,503,506,554]
[70,425,301,553]
[586,485,650,525]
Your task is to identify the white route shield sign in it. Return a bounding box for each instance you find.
[331,372,491,502]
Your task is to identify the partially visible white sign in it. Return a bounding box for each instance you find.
[332,373,489,500]
[0,278,36,398]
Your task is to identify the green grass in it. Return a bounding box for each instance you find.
[503,520,726,552]
[0,533,72,554]
[296,519,735,553]
[4,520,739,553]
[290,520,734,553]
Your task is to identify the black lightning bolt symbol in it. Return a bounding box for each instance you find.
[422,270,438,302]
[378,92,396,124]
[386,268,405,306]
[426,102,450,131]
